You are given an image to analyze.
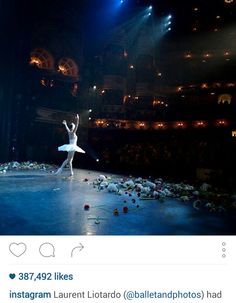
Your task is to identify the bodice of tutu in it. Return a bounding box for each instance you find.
[69,133,77,145]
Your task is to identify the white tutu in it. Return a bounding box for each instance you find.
[58,144,85,153]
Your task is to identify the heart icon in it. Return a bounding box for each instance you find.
[9,242,27,257]
[9,273,16,279]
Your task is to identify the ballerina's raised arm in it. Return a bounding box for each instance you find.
[62,120,70,133]
[73,114,80,134]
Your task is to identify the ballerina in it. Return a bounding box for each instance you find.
[55,114,85,176]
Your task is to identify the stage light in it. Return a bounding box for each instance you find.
[120,0,124,4]
[89,117,92,120]
[167,15,172,19]
[168,27,171,31]
[164,21,171,27]
[96,159,100,162]
[184,53,192,59]
[89,109,92,113]
[196,121,205,127]
[148,12,151,16]
[93,85,97,90]
[218,120,226,125]
[148,5,153,10]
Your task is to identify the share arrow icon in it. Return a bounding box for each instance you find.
[71,243,84,257]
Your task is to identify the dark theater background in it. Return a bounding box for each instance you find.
[1,0,236,185]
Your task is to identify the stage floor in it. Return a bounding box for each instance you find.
[0,169,235,235]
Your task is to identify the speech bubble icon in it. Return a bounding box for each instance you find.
[39,242,55,257]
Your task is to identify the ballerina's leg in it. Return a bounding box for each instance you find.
[55,158,68,174]
[68,152,75,176]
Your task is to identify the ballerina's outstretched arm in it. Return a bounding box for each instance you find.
[62,120,70,133]
[73,114,80,133]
